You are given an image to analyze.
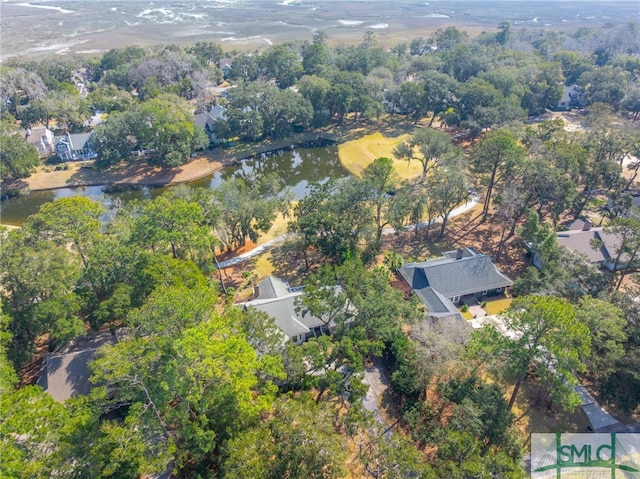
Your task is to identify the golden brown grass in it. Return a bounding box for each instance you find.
[483,297,513,316]
[460,309,474,320]
[257,207,296,245]
[338,132,423,181]
[252,252,275,279]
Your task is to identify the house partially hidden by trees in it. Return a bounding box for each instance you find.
[556,84,587,110]
[37,332,118,403]
[54,132,97,162]
[556,219,635,272]
[398,248,513,321]
[218,58,234,77]
[241,276,337,345]
[194,105,227,145]
[21,126,55,158]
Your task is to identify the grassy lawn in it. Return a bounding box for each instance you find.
[382,229,453,264]
[483,297,512,315]
[253,252,275,278]
[482,372,590,436]
[337,132,423,181]
[256,210,292,245]
[460,309,474,320]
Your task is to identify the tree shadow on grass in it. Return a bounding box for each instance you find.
[66,161,181,188]
[325,115,421,145]
[382,230,453,264]
[268,240,320,286]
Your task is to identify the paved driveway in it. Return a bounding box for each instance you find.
[362,358,394,440]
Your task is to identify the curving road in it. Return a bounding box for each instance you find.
[217,196,479,269]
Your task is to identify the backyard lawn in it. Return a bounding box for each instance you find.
[483,297,513,315]
[511,378,591,435]
[257,210,291,245]
[460,309,474,320]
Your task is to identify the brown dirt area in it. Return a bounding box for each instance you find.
[380,204,528,280]
[511,377,592,436]
[11,153,224,192]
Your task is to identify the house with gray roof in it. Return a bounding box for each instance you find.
[556,219,633,272]
[398,248,513,321]
[54,132,97,162]
[240,276,345,345]
[556,84,587,110]
[38,332,118,402]
[194,105,227,145]
[219,58,234,76]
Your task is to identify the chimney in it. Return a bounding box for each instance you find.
[456,248,464,260]
[253,281,260,299]
[582,220,592,231]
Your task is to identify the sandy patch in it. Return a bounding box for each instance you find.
[6,152,224,193]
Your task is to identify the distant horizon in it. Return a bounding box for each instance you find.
[1,0,637,60]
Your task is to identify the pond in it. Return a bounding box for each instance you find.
[0,144,349,226]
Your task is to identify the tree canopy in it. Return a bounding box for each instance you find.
[470,295,591,410]
[0,130,40,182]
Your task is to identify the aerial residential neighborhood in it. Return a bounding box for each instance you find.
[1,1,640,477]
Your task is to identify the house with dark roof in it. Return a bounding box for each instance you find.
[398,248,513,321]
[54,132,97,162]
[219,58,234,76]
[240,276,346,345]
[194,105,227,145]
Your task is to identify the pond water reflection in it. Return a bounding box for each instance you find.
[0,145,349,226]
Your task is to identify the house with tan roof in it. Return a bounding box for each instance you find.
[22,126,55,158]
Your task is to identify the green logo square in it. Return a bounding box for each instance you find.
[531,433,640,478]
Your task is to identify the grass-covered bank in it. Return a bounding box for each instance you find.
[338,131,423,181]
